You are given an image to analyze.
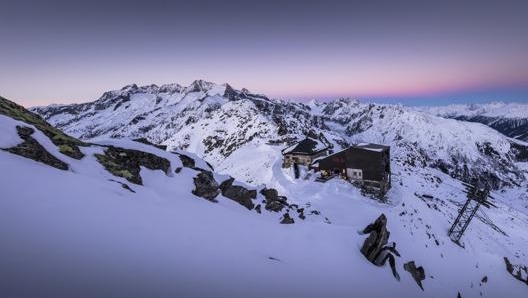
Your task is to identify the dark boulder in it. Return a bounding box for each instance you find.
[192,171,220,201]
[360,214,389,262]
[94,145,170,185]
[280,213,295,224]
[360,214,400,280]
[219,177,256,210]
[403,261,425,290]
[177,153,196,168]
[4,126,69,171]
[260,187,288,212]
[297,208,306,220]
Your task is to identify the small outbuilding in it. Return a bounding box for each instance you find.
[282,137,329,168]
[317,143,391,196]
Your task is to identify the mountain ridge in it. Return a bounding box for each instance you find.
[30,80,528,190]
[421,102,528,141]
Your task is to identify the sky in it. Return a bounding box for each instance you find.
[1,0,528,107]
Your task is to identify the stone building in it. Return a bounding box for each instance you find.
[281,137,329,168]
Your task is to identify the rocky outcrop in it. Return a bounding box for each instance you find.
[260,188,288,212]
[0,95,85,159]
[94,146,170,185]
[4,126,69,170]
[177,153,196,168]
[219,177,256,210]
[361,214,389,261]
[192,171,220,201]
[133,137,167,150]
[404,261,425,290]
[360,214,400,280]
[504,257,528,286]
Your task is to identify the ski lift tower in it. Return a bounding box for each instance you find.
[448,183,496,245]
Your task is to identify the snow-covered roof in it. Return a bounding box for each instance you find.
[282,137,329,155]
[355,143,390,152]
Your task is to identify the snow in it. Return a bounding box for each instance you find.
[421,102,528,119]
[0,115,528,298]
[16,81,528,296]
[356,143,386,152]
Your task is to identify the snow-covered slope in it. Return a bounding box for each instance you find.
[3,96,528,297]
[32,82,528,190]
[421,102,528,142]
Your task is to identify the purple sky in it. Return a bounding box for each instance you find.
[1,0,528,106]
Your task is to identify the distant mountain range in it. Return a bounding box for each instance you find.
[420,102,528,142]
[31,80,528,190]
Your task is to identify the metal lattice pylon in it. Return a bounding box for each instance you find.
[448,184,494,244]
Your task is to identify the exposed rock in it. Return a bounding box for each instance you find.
[133,137,167,150]
[177,153,196,168]
[174,152,211,172]
[360,214,400,280]
[404,261,426,290]
[205,161,215,171]
[254,204,262,214]
[4,126,69,170]
[192,170,220,201]
[0,95,86,159]
[219,177,256,210]
[175,167,182,173]
[297,208,306,220]
[504,257,528,286]
[94,145,171,185]
[280,213,295,224]
[361,214,389,261]
[108,179,135,193]
[260,187,288,212]
[16,125,34,138]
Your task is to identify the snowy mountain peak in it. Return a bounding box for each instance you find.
[188,79,217,93]
[30,82,528,191]
[422,102,528,141]
[120,83,139,91]
[158,83,183,93]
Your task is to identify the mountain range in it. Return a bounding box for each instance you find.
[0,81,527,297]
[32,80,528,190]
[421,102,528,142]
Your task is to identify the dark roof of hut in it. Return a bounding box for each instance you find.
[282,138,329,155]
